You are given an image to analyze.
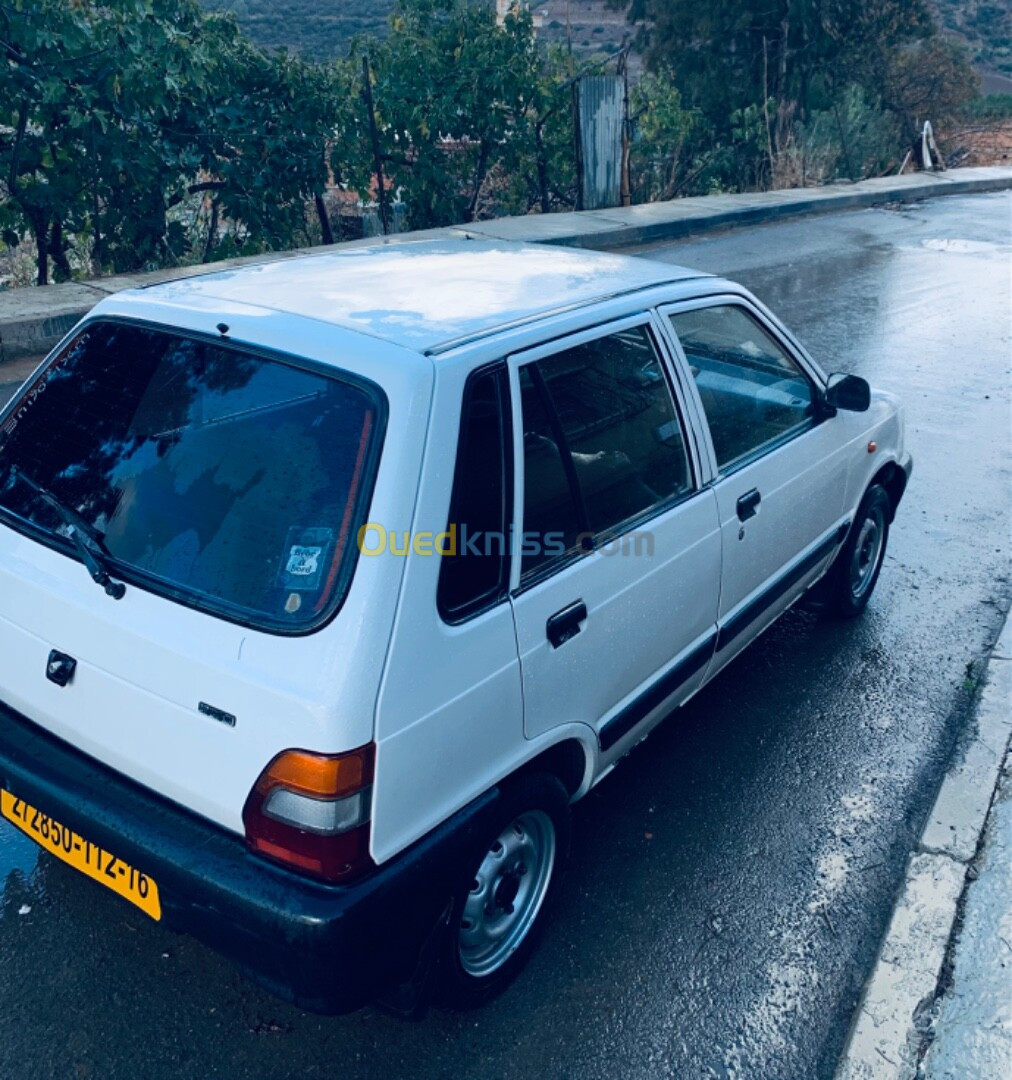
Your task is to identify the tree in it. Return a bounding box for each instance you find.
[0,0,362,283]
[358,0,558,229]
[881,36,979,144]
[629,72,696,201]
[191,40,365,258]
[610,0,937,188]
[1,0,228,282]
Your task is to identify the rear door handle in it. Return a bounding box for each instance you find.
[736,488,761,521]
[546,600,587,649]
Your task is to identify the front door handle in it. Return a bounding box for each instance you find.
[736,488,761,522]
[546,600,587,649]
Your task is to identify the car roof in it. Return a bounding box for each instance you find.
[138,239,710,356]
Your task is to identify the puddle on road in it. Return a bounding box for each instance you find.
[0,817,42,902]
[724,779,884,1073]
[921,237,1009,254]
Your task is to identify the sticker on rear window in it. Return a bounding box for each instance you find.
[287,546,322,577]
[278,527,335,595]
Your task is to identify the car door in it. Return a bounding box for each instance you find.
[660,299,851,671]
[507,314,721,757]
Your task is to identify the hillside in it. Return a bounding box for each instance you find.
[201,1,1011,93]
[931,0,1011,79]
[199,1,635,62]
[199,1,393,57]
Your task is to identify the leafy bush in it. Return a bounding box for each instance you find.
[629,73,696,200]
[961,93,1012,119]
[795,87,904,182]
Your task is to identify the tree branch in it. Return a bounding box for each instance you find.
[7,98,28,194]
[165,179,228,211]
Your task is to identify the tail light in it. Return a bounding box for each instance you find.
[242,744,376,883]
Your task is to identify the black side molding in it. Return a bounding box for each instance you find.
[716,522,850,653]
[599,633,717,752]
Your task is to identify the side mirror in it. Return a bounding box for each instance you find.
[824,372,870,413]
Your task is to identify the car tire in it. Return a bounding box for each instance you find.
[829,484,891,618]
[438,772,571,1009]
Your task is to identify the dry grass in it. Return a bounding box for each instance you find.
[941,119,1012,167]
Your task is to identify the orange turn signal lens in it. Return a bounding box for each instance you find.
[258,746,374,800]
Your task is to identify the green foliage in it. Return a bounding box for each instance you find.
[629,73,696,200]
[961,93,1012,119]
[796,86,903,182]
[195,39,360,255]
[358,0,575,229]
[617,0,934,126]
[1,0,585,284]
[3,0,986,291]
[613,0,979,186]
[0,0,365,283]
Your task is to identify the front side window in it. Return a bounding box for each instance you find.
[519,324,692,578]
[0,320,384,632]
[668,304,816,472]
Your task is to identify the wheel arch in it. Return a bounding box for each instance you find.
[514,736,594,801]
[869,460,908,522]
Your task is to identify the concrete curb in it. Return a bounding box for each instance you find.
[834,613,1012,1080]
[1,165,1010,365]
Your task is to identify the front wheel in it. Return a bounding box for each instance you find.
[829,484,891,617]
[438,773,570,1008]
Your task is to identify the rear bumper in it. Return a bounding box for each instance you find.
[0,698,498,1014]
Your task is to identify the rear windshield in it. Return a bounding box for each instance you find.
[0,320,384,633]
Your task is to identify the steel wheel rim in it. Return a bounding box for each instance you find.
[458,810,556,978]
[850,508,885,600]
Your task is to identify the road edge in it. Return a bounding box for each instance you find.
[1,165,1009,365]
[834,612,1012,1080]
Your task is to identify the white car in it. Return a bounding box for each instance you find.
[0,240,910,1014]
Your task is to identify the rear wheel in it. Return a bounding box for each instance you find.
[829,484,891,617]
[439,773,570,1008]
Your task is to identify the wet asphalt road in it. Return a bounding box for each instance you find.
[0,193,1010,1080]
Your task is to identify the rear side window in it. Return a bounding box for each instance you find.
[519,324,692,578]
[0,320,384,633]
[437,365,512,622]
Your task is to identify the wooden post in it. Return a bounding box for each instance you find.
[361,54,390,236]
[314,193,335,245]
[202,197,219,264]
[572,80,584,211]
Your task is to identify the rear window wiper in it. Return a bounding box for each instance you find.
[7,466,127,600]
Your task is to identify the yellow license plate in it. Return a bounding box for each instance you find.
[1,789,161,921]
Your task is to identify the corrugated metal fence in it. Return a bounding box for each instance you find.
[576,76,624,211]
